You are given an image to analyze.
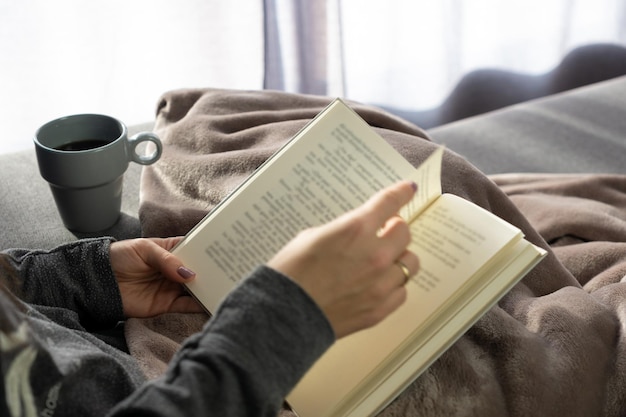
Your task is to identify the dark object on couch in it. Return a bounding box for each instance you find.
[390,43,626,129]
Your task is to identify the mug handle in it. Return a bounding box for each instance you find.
[127,132,163,165]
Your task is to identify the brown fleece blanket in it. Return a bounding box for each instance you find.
[129,88,626,417]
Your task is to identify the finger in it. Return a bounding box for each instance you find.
[346,284,408,337]
[142,239,196,283]
[378,216,412,252]
[377,285,408,319]
[148,236,185,252]
[393,251,420,285]
[169,295,206,314]
[358,181,417,231]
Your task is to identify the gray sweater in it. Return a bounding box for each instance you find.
[0,238,334,417]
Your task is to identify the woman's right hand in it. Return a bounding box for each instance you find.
[267,181,420,339]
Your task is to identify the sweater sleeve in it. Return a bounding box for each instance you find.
[109,265,335,417]
[0,238,125,330]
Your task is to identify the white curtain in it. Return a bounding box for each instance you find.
[2,0,626,154]
[265,0,626,111]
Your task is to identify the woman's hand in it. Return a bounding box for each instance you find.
[267,181,420,339]
[110,237,204,318]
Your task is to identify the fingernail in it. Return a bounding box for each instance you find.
[410,182,418,191]
[177,266,196,279]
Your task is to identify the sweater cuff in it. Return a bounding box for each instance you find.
[5,237,125,329]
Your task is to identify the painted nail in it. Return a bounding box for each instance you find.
[177,266,196,279]
[410,182,418,191]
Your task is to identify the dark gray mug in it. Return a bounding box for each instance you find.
[34,114,162,233]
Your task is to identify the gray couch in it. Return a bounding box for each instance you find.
[2,76,625,250]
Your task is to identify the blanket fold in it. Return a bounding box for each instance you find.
[130,87,626,417]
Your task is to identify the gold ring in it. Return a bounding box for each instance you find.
[395,260,411,285]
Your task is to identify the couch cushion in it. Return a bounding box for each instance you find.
[427,76,626,174]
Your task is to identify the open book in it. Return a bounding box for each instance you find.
[172,99,547,417]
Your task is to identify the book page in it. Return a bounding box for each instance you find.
[406,193,522,306]
[399,146,443,222]
[176,99,420,311]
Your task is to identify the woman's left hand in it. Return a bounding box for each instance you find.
[110,237,204,318]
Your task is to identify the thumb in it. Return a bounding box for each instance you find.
[144,238,197,283]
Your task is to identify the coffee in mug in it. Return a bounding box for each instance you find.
[34,114,162,233]
[55,139,111,151]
